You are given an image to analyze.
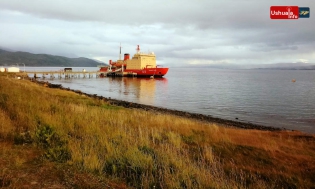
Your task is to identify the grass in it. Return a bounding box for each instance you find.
[1,73,315,188]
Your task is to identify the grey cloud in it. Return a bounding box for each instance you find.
[0,0,314,65]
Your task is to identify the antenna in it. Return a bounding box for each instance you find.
[136,45,140,54]
[119,43,122,60]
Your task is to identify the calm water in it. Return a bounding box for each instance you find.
[27,67,315,134]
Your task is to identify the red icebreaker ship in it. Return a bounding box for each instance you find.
[99,45,168,78]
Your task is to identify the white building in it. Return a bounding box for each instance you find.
[7,67,20,73]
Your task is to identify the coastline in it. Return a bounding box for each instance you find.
[34,79,284,132]
[2,74,315,188]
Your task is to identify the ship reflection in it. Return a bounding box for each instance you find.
[107,77,168,105]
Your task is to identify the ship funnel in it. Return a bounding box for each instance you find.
[124,53,130,60]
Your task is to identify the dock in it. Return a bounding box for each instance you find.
[24,71,105,79]
[23,71,139,79]
[107,71,137,77]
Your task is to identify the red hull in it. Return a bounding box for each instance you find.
[125,67,169,77]
[100,67,169,77]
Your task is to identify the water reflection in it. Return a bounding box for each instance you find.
[104,77,168,105]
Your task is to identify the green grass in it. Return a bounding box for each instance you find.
[1,74,315,188]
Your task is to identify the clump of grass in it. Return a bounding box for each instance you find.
[0,168,12,187]
[0,75,315,188]
[35,124,71,163]
[0,109,14,140]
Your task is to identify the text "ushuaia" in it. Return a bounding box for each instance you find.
[270,6,299,19]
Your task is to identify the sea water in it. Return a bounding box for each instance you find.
[25,67,315,134]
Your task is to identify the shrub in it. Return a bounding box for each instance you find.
[35,124,71,163]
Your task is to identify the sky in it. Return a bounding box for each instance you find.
[0,0,314,67]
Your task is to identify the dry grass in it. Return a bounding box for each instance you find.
[0,74,315,188]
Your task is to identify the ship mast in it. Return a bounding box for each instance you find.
[119,43,122,60]
[119,43,124,72]
[136,45,140,54]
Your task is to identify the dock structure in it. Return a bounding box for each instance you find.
[24,71,106,79]
[106,71,137,77]
[23,69,140,79]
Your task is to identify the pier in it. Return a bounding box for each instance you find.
[106,71,137,77]
[24,70,105,79]
[24,71,139,79]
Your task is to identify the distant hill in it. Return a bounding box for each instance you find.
[176,63,315,70]
[0,49,104,67]
[254,63,315,70]
[0,49,8,54]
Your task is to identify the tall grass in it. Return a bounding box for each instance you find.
[1,74,314,188]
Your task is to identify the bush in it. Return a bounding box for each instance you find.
[35,124,71,163]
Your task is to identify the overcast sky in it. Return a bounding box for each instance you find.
[0,0,314,67]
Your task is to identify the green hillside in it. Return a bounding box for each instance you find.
[0,49,102,67]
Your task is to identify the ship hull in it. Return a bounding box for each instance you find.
[125,67,169,77]
[100,67,169,78]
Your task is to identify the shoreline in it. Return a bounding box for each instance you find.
[34,79,284,132]
[2,75,315,188]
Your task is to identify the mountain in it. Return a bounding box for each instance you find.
[0,49,9,54]
[180,63,315,70]
[253,63,315,70]
[0,49,103,67]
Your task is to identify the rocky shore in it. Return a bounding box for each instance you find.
[34,80,283,132]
